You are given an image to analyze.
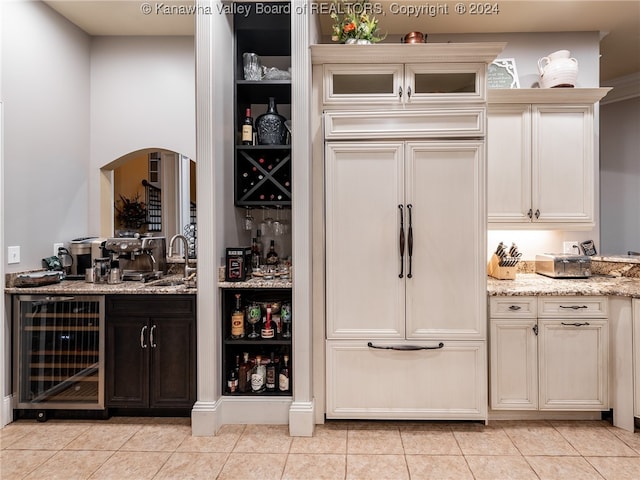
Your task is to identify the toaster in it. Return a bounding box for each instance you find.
[535,254,592,278]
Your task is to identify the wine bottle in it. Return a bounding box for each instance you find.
[266,240,279,266]
[238,352,250,393]
[255,229,264,264]
[227,362,238,393]
[251,355,266,392]
[266,352,276,391]
[231,293,245,339]
[241,108,253,145]
[251,237,260,270]
[279,354,290,392]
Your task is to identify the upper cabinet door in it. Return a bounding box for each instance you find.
[405,141,486,340]
[325,142,406,339]
[405,63,486,104]
[323,64,403,105]
[533,105,595,224]
[487,104,532,224]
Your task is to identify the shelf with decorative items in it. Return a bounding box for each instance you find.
[234,3,291,208]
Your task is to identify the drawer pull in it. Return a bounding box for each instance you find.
[140,325,148,348]
[367,342,444,351]
[508,305,522,311]
[561,322,590,327]
[559,305,588,310]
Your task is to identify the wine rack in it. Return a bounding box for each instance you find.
[221,288,292,396]
[235,146,291,206]
[14,295,105,410]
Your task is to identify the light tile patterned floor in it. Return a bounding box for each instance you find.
[1,417,640,479]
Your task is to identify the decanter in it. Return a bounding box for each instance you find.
[255,97,287,145]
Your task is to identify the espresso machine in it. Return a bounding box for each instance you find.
[104,235,167,281]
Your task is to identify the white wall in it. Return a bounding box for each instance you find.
[89,36,195,235]
[2,0,91,272]
[600,95,640,255]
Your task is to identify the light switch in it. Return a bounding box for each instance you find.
[8,246,20,264]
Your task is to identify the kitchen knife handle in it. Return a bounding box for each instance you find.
[367,342,444,351]
[398,205,405,278]
[527,208,533,219]
[407,204,413,278]
[561,322,590,327]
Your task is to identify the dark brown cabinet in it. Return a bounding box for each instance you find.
[105,295,196,413]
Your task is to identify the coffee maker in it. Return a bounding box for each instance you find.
[104,235,167,281]
[69,237,108,276]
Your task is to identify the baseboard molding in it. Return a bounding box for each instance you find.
[289,399,316,437]
[2,394,14,427]
[190,399,222,436]
[488,409,602,422]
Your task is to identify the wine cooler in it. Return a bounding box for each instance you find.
[14,295,105,410]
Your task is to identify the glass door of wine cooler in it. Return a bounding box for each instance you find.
[14,295,105,409]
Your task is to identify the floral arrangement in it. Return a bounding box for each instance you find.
[330,0,386,44]
[115,193,148,229]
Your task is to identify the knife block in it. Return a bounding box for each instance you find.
[487,254,517,280]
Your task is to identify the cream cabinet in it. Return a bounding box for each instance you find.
[490,296,609,411]
[487,88,610,228]
[633,299,640,418]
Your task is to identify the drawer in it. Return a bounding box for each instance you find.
[107,295,196,316]
[537,296,608,318]
[326,340,486,420]
[490,296,537,318]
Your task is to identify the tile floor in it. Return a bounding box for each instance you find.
[2,417,640,479]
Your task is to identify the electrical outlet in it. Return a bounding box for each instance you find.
[8,246,20,264]
[563,241,579,254]
[53,242,64,256]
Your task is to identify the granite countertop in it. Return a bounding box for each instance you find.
[488,273,640,298]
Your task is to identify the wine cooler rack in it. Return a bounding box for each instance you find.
[235,146,291,206]
[14,295,105,410]
[221,288,292,396]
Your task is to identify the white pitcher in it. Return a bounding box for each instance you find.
[538,49,579,88]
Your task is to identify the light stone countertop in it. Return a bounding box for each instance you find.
[488,273,640,298]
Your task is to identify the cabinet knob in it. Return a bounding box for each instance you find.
[508,305,522,311]
[398,86,403,99]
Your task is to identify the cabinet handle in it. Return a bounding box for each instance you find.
[407,204,413,279]
[559,305,588,310]
[367,341,444,351]
[535,209,540,219]
[140,325,148,348]
[508,305,522,311]
[527,208,533,219]
[561,322,590,327]
[398,86,403,99]
[150,325,157,348]
[407,86,412,99]
[533,324,538,335]
[398,204,405,278]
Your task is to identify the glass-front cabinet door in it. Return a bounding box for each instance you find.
[323,63,485,106]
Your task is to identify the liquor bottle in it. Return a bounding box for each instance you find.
[266,352,276,391]
[227,361,239,393]
[255,229,264,264]
[266,240,279,266]
[238,352,250,393]
[241,108,253,145]
[261,305,275,339]
[231,293,245,339]
[279,354,290,392]
[251,237,260,270]
[251,355,266,392]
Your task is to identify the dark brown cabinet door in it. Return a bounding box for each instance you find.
[106,317,149,408]
[149,316,196,408]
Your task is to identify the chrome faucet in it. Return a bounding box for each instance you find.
[168,234,196,280]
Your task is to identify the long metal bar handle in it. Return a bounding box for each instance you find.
[560,305,588,310]
[140,325,148,348]
[368,341,445,351]
[398,204,405,278]
[561,322,590,327]
[150,325,157,348]
[407,204,413,278]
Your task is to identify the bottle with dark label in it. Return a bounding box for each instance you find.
[279,354,290,392]
[231,293,245,339]
[251,355,265,392]
[266,240,279,266]
[241,108,253,145]
[238,352,251,393]
[227,357,239,393]
[266,352,276,391]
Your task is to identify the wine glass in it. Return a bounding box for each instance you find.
[246,302,261,338]
[281,302,292,339]
[261,207,274,234]
[273,206,285,236]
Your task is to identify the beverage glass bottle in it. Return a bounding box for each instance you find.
[279,354,290,392]
[251,355,266,392]
[241,108,254,145]
[261,305,275,339]
[239,352,251,393]
[266,239,279,266]
[231,293,245,339]
[266,352,277,391]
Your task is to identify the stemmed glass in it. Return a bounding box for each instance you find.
[273,206,285,236]
[246,302,261,338]
[261,207,274,235]
[281,302,292,339]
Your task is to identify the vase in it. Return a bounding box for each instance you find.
[255,97,287,145]
[345,38,371,45]
[538,50,578,88]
